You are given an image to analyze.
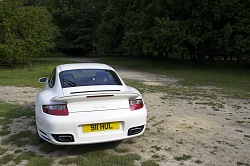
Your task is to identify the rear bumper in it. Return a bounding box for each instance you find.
[36,107,147,145]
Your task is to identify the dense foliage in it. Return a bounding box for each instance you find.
[0,1,54,67]
[42,0,108,55]
[97,0,250,62]
[0,0,249,67]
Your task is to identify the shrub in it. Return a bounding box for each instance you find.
[0,1,55,68]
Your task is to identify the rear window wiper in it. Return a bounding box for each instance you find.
[63,79,76,87]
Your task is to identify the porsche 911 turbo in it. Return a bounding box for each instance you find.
[35,63,147,145]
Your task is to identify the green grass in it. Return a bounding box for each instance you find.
[14,151,36,164]
[0,102,34,125]
[113,147,130,153]
[27,157,54,166]
[141,160,159,166]
[14,151,53,166]
[0,147,7,155]
[0,60,69,88]
[2,130,39,146]
[174,154,192,161]
[0,154,15,165]
[100,57,250,98]
[0,57,249,98]
[59,152,140,166]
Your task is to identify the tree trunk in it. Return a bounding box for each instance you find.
[237,53,241,64]
[230,54,233,61]
[208,54,214,62]
[224,54,228,61]
[139,50,144,58]
[158,51,164,59]
[165,51,169,59]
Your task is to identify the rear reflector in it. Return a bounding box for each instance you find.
[129,98,144,111]
[42,104,69,116]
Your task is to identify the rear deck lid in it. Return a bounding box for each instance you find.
[51,87,139,113]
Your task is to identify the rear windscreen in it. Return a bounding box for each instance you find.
[59,69,122,88]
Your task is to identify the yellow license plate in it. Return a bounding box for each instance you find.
[82,122,120,133]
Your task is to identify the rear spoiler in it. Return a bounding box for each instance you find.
[50,91,140,103]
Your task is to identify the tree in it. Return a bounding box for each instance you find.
[122,0,160,57]
[167,0,250,62]
[46,0,107,55]
[152,17,185,58]
[97,0,130,54]
[0,1,55,67]
[16,0,249,61]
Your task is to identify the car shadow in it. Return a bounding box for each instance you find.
[38,140,123,156]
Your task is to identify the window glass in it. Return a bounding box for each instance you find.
[48,69,56,88]
[59,69,122,88]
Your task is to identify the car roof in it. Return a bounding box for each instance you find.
[57,63,113,72]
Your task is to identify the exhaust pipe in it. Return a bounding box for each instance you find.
[128,125,144,136]
[58,135,74,142]
[52,134,75,142]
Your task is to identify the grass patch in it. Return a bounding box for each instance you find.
[0,102,37,144]
[0,154,15,165]
[0,129,11,136]
[113,147,130,153]
[39,143,66,153]
[195,101,225,111]
[14,151,36,164]
[39,141,122,154]
[174,154,192,161]
[123,79,150,94]
[0,57,249,98]
[0,102,34,145]
[100,57,250,98]
[38,142,141,165]
[0,147,7,155]
[59,152,141,166]
[195,160,203,164]
[28,157,53,166]
[141,160,159,166]
[59,157,86,165]
[0,102,34,125]
[0,59,69,88]
[2,130,39,146]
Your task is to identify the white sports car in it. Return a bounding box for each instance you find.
[35,63,147,145]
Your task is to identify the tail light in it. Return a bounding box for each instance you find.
[42,104,69,116]
[129,98,144,111]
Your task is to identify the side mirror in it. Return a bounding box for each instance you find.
[39,77,48,83]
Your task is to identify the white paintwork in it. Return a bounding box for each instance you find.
[35,63,147,145]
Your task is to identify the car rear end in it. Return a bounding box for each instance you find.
[36,64,147,145]
[36,90,147,145]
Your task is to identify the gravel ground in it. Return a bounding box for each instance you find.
[0,60,249,166]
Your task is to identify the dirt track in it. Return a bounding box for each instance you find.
[0,58,249,165]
